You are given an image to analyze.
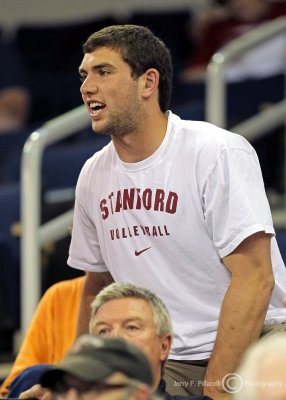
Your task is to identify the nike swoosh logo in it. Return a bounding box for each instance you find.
[135,247,152,256]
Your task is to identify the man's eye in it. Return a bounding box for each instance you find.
[99,70,110,77]
[126,324,140,332]
[79,75,86,83]
[97,327,110,335]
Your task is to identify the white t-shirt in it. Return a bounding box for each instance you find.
[68,111,286,360]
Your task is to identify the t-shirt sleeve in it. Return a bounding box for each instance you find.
[203,145,275,258]
[67,183,108,272]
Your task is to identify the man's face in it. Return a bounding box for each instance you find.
[52,373,149,400]
[56,385,143,400]
[89,298,171,388]
[79,47,144,137]
[256,355,286,400]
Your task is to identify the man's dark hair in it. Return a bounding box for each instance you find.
[83,24,173,112]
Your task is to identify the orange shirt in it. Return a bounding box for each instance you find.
[0,276,85,397]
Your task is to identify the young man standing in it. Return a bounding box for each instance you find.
[68,24,286,399]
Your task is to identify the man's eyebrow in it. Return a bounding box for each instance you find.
[93,317,143,328]
[79,62,115,74]
[93,320,109,327]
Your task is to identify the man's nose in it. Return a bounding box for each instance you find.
[80,77,98,95]
[109,327,126,339]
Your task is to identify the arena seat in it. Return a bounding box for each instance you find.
[0,183,20,336]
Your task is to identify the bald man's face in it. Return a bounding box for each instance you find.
[256,354,286,400]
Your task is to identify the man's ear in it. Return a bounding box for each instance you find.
[160,333,172,362]
[141,68,159,99]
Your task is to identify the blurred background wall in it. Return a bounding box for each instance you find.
[0,0,211,37]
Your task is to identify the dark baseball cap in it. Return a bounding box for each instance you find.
[40,335,153,388]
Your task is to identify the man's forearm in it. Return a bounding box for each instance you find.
[204,275,273,398]
[76,272,114,337]
[77,292,95,337]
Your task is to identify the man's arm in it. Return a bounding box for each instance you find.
[77,271,114,337]
[204,231,275,399]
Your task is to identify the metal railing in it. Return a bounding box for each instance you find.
[206,17,286,228]
[20,105,89,333]
[206,16,286,129]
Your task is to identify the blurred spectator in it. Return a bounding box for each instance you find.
[0,276,85,398]
[180,0,286,82]
[0,39,31,133]
[175,0,286,197]
[39,335,155,400]
[232,333,286,400]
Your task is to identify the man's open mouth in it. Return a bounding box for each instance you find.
[90,101,106,111]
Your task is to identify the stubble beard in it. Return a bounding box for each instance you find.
[101,109,140,138]
[92,89,142,138]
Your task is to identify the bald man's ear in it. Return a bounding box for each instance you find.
[141,68,159,99]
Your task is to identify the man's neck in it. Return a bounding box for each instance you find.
[112,111,168,163]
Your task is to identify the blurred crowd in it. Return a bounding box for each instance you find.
[180,0,286,82]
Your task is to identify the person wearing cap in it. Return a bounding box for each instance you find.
[39,334,154,400]
[18,283,211,400]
